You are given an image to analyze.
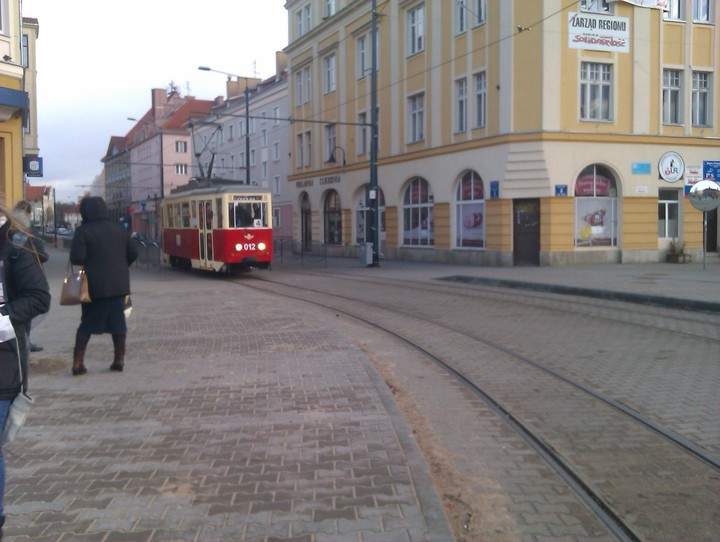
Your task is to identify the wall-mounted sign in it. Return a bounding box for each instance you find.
[490,180,499,199]
[632,162,652,175]
[23,156,43,177]
[612,0,668,10]
[568,12,629,53]
[703,160,720,182]
[555,185,568,196]
[658,151,684,183]
[684,165,703,195]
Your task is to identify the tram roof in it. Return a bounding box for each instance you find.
[166,178,270,200]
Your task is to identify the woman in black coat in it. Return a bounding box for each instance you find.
[0,203,51,534]
[69,197,138,375]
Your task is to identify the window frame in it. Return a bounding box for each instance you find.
[658,189,680,239]
[408,93,425,143]
[325,124,337,161]
[663,68,683,125]
[456,0,468,34]
[324,53,337,94]
[456,78,467,133]
[474,71,487,129]
[691,71,711,127]
[472,0,487,26]
[402,177,434,247]
[580,0,611,13]
[407,4,425,56]
[664,0,683,20]
[456,170,485,248]
[692,0,710,22]
[580,62,613,122]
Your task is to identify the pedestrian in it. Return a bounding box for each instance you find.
[69,197,138,376]
[0,196,51,536]
[11,200,48,352]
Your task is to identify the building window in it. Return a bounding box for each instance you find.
[324,53,336,94]
[273,106,280,125]
[357,34,368,78]
[239,152,246,168]
[262,161,268,179]
[305,130,312,166]
[581,0,610,13]
[272,141,280,161]
[658,189,680,239]
[474,71,487,128]
[304,66,312,103]
[580,62,612,121]
[693,0,710,22]
[250,148,256,166]
[407,4,425,55]
[261,129,267,147]
[403,177,433,246]
[324,190,342,245]
[175,163,188,175]
[358,112,368,155]
[664,0,683,19]
[296,4,311,37]
[408,93,425,143]
[273,176,281,196]
[324,0,336,19]
[456,0,467,33]
[228,125,234,141]
[296,134,305,167]
[21,34,28,67]
[472,0,487,25]
[456,170,485,248]
[295,71,304,105]
[456,78,467,133]
[325,124,337,161]
[175,141,187,153]
[663,69,682,125]
[273,207,281,228]
[692,71,710,126]
[574,164,618,247]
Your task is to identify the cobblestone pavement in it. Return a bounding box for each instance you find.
[7,246,719,542]
[5,247,453,542]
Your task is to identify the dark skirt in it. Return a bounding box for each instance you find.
[78,296,127,335]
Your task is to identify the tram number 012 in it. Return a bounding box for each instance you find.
[241,243,256,251]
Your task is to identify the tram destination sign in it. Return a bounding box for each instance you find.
[233,195,264,201]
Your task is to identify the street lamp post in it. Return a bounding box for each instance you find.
[198,66,251,184]
[369,0,380,266]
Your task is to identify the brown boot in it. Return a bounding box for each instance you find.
[110,333,126,372]
[72,332,90,376]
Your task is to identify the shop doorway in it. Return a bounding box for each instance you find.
[707,208,718,252]
[513,199,540,266]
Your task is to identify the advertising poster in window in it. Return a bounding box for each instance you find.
[459,204,485,247]
[576,199,615,246]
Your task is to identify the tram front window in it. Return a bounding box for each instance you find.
[230,202,267,228]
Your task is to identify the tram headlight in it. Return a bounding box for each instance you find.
[235,243,243,251]
[258,242,266,251]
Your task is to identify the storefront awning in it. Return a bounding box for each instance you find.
[0,87,29,122]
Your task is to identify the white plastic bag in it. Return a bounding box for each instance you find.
[2,392,33,444]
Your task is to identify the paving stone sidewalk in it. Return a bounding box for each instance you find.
[4,249,453,542]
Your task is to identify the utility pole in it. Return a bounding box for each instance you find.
[369,0,380,266]
[245,82,250,184]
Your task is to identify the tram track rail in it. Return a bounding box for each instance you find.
[231,270,720,541]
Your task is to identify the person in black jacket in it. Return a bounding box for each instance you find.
[69,197,138,375]
[11,200,48,352]
[0,201,51,535]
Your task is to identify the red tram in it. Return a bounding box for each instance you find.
[160,181,272,272]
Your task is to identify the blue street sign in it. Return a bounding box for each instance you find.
[490,180,499,199]
[555,184,568,196]
[703,160,720,181]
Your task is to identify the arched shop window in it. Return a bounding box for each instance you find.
[456,170,485,248]
[574,165,618,247]
[403,177,434,246]
[324,190,342,245]
[356,186,385,244]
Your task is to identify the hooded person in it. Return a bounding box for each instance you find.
[69,197,138,375]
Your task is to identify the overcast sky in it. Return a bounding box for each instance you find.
[23,0,289,202]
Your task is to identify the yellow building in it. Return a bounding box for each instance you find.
[0,1,35,205]
[285,0,718,266]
